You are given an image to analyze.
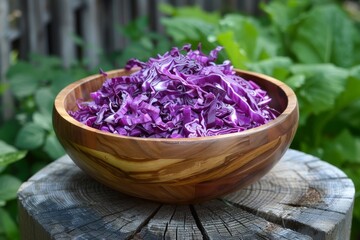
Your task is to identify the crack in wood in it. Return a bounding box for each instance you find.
[127,204,163,240]
[222,199,326,239]
[206,208,233,237]
[163,222,169,240]
[189,205,210,240]
[208,201,249,237]
[282,203,346,215]
[63,203,144,234]
[162,206,176,240]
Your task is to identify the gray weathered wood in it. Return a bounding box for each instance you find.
[109,0,132,51]
[24,0,49,55]
[80,0,100,69]
[51,0,76,68]
[18,149,354,239]
[0,0,15,121]
[0,0,9,82]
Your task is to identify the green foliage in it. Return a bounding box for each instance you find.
[160,4,220,24]
[290,64,348,123]
[291,4,355,67]
[4,54,91,163]
[0,208,18,240]
[160,1,360,238]
[0,53,94,240]
[0,141,26,240]
[0,175,22,203]
[116,16,172,67]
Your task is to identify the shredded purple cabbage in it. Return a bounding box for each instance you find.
[69,44,278,138]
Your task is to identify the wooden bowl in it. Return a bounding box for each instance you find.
[53,69,299,204]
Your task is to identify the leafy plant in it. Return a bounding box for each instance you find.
[160,1,360,238]
[5,54,92,165]
[0,54,94,240]
[114,16,172,67]
[0,141,26,240]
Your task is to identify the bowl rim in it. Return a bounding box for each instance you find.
[54,68,298,142]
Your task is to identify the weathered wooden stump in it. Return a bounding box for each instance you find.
[18,149,354,240]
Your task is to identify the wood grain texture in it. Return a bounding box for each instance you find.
[18,149,354,240]
[53,69,299,203]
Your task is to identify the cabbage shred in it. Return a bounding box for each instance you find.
[70,44,278,138]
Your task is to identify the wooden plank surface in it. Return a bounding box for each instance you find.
[18,149,354,239]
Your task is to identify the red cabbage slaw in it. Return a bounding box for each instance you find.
[69,44,278,138]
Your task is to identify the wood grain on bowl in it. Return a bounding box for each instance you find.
[53,69,299,204]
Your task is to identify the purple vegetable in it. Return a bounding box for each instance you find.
[69,44,278,138]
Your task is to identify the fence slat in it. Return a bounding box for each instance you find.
[0,0,15,120]
[5,0,263,71]
[0,0,9,76]
[80,0,100,69]
[108,0,132,51]
[136,0,150,17]
[150,0,168,33]
[51,0,76,67]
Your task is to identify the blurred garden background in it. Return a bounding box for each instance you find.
[1,0,360,239]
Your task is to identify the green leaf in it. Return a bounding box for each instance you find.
[8,74,39,99]
[15,122,46,150]
[283,74,306,90]
[291,4,356,67]
[335,65,360,109]
[219,15,258,60]
[0,151,27,168]
[50,71,77,95]
[248,57,293,80]
[117,43,155,66]
[161,17,215,43]
[0,208,19,240]
[159,3,175,15]
[0,141,26,173]
[217,31,247,69]
[0,121,21,144]
[261,0,310,32]
[323,130,360,165]
[35,87,55,116]
[160,4,220,24]
[0,141,17,154]
[7,60,42,99]
[291,64,348,115]
[33,112,52,131]
[220,14,279,62]
[29,53,62,70]
[6,61,35,79]
[43,134,65,160]
[0,175,22,202]
[336,100,360,132]
[254,38,279,61]
[119,16,149,41]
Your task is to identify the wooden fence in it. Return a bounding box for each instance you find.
[1,0,263,67]
[0,0,262,119]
